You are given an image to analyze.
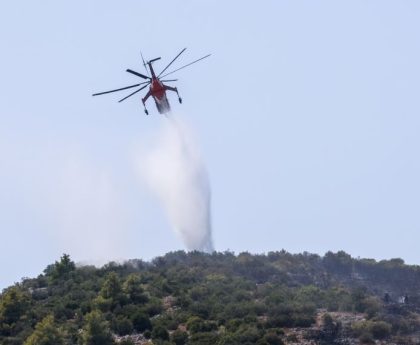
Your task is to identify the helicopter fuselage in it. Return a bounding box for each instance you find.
[149,78,170,114]
[143,64,173,114]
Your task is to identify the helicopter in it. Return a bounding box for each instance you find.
[92,48,210,115]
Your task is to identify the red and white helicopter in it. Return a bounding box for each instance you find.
[92,48,210,115]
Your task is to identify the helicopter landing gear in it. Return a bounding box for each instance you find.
[144,108,149,115]
[164,85,183,105]
[176,88,182,104]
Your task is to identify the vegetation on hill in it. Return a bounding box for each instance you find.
[1,251,420,344]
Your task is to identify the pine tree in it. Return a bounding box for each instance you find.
[24,315,64,345]
[80,310,114,345]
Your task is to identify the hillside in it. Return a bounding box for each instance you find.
[1,251,420,345]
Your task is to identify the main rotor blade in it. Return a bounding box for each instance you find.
[160,54,211,78]
[92,82,148,96]
[126,69,151,80]
[140,51,149,76]
[118,83,149,103]
[158,48,187,77]
[161,79,178,82]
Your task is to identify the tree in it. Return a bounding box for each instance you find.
[80,311,114,345]
[263,332,284,345]
[123,274,148,304]
[217,334,240,345]
[0,286,30,325]
[151,325,169,341]
[321,313,340,342]
[46,254,76,281]
[171,329,189,345]
[111,316,133,336]
[359,332,375,344]
[323,251,353,275]
[189,332,220,345]
[186,316,205,333]
[237,326,263,344]
[24,315,64,345]
[370,321,391,340]
[100,273,122,300]
[96,272,124,311]
[131,311,152,332]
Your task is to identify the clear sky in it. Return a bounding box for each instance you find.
[1,1,419,289]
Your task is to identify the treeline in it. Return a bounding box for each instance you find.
[1,250,419,344]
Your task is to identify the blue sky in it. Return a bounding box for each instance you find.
[1,1,420,289]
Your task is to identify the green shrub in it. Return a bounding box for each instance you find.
[112,316,133,335]
[370,321,391,339]
[359,331,375,344]
[131,311,152,332]
[171,329,189,345]
[151,325,169,341]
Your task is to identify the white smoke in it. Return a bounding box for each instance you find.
[46,155,130,262]
[138,115,214,253]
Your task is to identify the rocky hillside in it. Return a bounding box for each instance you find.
[1,250,420,344]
